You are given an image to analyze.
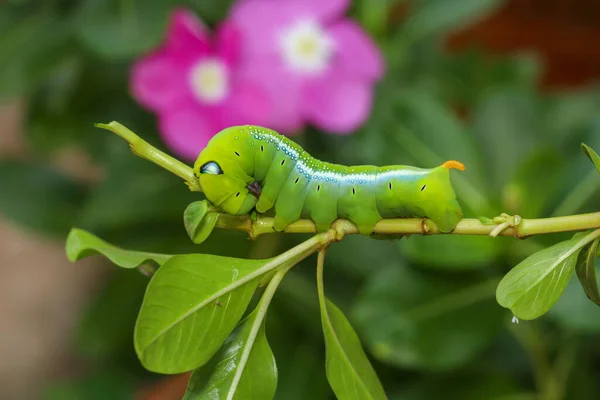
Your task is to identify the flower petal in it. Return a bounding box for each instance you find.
[130,51,189,112]
[158,103,218,161]
[228,0,300,57]
[166,8,210,61]
[213,22,241,66]
[302,74,375,134]
[219,78,271,127]
[298,0,350,21]
[329,20,384,80]
[237,58,304,133]
[235,0,349,21]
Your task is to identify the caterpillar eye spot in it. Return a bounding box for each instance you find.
[200,161,223,175]
[295,177,299,184]
[421,184,427,191]
[317,185,320,192]
[235,151,240,157]
[281,159,285,166]
[236,192,240,197]
[352,188,356,195]
[388,182,392,190]
[260,145,264,152]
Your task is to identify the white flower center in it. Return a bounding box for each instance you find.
[280,20,334,75]
[189,58,229,104]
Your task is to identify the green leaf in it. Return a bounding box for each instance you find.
[353,265,503,370]
[134,254,271,373]
[74,0,172,59]
[319,296,387,400]
[0,160,88,237]
[183,309,277,400]
[496,231,600,320]
[581,143,600,175]
[184,201,219,244]
[575,237,600,305]
[402,0,505,42]
[66,228,171,268]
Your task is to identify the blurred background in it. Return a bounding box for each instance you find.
[2,0,600,399]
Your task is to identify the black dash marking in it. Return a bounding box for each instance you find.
[295,177,299,184]
[235,151,240,157]
[260,145,264,152]
[352,188,356,195]
[281,159,285,165]
[236,192,240,197]
[421,184,427,191]
[317,185,321,191]
[388,182,392,190]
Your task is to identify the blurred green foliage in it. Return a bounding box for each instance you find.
[2,0,600,399]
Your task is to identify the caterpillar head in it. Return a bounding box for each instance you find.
[193,130,259,215]
[418,160,465,232]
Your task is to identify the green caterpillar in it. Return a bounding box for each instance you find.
[194,126,465,235]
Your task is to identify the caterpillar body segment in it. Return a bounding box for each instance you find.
[193,126,464,235]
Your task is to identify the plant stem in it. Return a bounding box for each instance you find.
[316,247,328,305]
[226,262,294,400]
[95,121,202,191]
[221,212,600,239]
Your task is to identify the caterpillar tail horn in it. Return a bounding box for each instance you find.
[441,160,466,171]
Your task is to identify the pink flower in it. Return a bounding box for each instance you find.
[130,9,271,160]
[229,0,384,134]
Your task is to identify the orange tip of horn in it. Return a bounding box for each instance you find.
[442,160,466,171]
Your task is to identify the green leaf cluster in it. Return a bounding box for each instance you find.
[65,214,389,400]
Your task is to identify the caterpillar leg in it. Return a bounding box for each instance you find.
[256,151,295,213]
[345,208,382,235]
[314,220,334,233]
[355,222,377,236]
[255,192,276,213]
[272,172,310,232]
[273,215,291,232]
